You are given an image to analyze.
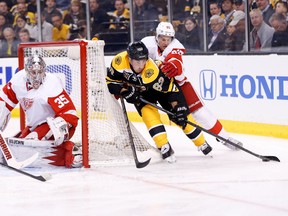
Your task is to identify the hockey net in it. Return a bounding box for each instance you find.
[18,40,159,168]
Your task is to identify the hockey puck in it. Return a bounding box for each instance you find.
[262,158,270,162]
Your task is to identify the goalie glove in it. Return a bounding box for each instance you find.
[171,104,188,129]
[46,117,69,146]
[120,86,140,104]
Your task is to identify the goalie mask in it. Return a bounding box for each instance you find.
[25,55,46,89]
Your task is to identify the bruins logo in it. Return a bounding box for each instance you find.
[144,69,154,78]
[115,56,122,65]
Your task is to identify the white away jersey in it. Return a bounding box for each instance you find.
[0,69,77,130]
[141,36,186,62]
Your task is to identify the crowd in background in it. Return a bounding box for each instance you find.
[0,0,288,57]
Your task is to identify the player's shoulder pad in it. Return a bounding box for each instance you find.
[7,69,27,90]
[141,36,157,49]
[141,59,159,84]
[44,73,64,96]
[111,51,129,72]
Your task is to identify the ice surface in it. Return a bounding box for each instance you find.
[0,119,287,216]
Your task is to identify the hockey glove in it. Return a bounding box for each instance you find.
[120,86,140,104]
[161,61,180,78]
[47,116,69,146]
[171,104,188,129]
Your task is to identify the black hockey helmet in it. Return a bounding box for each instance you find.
[127,41,148,60]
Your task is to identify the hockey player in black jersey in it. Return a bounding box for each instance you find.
[106,41,212,163]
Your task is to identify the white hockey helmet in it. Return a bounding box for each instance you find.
[156,22,175,38]
[25,55,46,89]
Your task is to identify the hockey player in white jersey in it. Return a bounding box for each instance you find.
[141,22,243,150]
[0,55,82,167]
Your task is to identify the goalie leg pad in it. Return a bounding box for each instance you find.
[44,141,82,168]
[18,123,52,140]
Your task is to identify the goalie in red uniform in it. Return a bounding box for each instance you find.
[0,55,82,168]
[106,41,213,163]
[141,22,243,150]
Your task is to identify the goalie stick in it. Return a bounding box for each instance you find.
[0,161,51,182]
[120,97,151,168]
[139,97,280,163]
[6,137,54,147]
[0,132,39,169]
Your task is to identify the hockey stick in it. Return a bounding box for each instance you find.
[139,97,280,163]
[0,161,51,182]
[0,132,39,169]
[120,97,151,168]
[6,137,54,147]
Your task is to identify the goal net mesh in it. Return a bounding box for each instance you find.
[18,40,159,167]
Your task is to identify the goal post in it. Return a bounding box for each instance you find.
[18,40,160,168]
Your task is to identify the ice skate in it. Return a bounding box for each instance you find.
[159,143,176,163]
[71,145,83,168]
[198,142,212,155]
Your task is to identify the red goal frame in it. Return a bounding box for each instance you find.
[18,41,90,168]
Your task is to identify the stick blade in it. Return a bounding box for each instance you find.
[7,152,39,169]
[136,158,151,169]
[262,156,280,162]
[36,173,52,182]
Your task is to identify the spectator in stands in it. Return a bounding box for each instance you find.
[18,27,36,42]
[222,0,235,24]
[209,1,225,19]
[69,19,87,40]
[1,0,13,9]
[227,10,246,51]
[208,14,227,51]
[269,12,288,49]
[51,13,70,41]
[0,13,11,40]
[42,0,63,25]
[10,0,26,16]
[63,0,86,27]
[175,16,203,52]
[249,8,274,51]
[29,12,53,41]
[255,0,275,25]
[224,21,236,51]
[0,0,14,25]
[109,0,129,31]
[89,0,110,38]
[234,0,245,12]
[13,14,33,39]
[13,2,35,26]
[133,0,159,40]
[0,26,19,57]
[275,0,288,20]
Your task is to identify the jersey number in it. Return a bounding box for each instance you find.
[152,77,164,91]
[54,94,69,108]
